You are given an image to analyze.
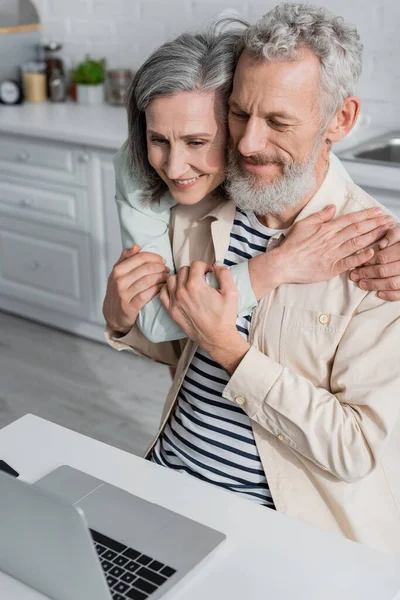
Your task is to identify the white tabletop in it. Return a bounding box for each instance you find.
[1,414,400,600]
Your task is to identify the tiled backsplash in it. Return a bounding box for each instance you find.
[31,0,400,127]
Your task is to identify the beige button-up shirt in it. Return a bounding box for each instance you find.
[107,165,400,557]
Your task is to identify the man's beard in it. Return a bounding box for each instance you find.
[225,140,321,216]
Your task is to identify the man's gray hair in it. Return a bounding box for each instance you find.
[242,3,363,126]
[126,21,248,203]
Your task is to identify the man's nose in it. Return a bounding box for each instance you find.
[165,147,188,180]
[238,118,268,157]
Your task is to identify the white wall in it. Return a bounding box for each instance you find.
[32,0,400,128]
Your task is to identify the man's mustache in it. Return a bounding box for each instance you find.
[231,148,287,168]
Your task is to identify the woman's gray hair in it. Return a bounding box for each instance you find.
[126,20,248,203]
[242,3,363,127]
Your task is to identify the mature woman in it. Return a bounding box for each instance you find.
[103,23,399,344]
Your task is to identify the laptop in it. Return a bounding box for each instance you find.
[0,465,226,600]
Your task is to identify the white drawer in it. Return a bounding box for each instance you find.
[0,175,90,231]
[0,134,90,186]
[0,217,92,319]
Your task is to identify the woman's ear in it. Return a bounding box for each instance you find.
[326,96,361,144]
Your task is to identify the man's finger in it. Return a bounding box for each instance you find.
[166,274,178,296]
[213,262,237,295]
[159,283,170,310]
[188,261,213,281]
[350,261,400,283]
[358,275,400,293]
[353,243,400,269]
[177,265,190,288]
[378,291,400,301]
[378,224,400,249]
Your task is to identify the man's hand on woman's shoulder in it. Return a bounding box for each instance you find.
[349,225,400,301]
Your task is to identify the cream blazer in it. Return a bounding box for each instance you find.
[107,165,400,557]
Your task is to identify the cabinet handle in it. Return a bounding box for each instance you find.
[16,151,30,162]
[27,260,40,271]
[77,152,90,163]
[19,198,32,207]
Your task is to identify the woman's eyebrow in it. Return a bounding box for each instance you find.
[181,133,213,140]
[147,130,167,137]
[147,131,213,139]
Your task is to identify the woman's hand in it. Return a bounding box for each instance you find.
[103,245,170,333]
[262,205,394,289]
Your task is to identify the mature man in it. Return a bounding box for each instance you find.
[105,4,400,556]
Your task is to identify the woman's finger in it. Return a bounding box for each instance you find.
[338,248,375,273]
[126,270,169,301]
[334,216,393,248]
[336,223,392,256]
[130,283,165,312]
[329,206,386,232]
[114,251,166,277]
[114,244,141,267]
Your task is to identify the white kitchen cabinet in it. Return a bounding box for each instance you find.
[0,133,122,343]
[0,216,92,319]
[0,173,90,230]
[0,134,89,186]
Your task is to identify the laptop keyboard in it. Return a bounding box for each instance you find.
[90,529,177,600]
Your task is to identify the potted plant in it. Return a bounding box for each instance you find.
[72,55,106,105]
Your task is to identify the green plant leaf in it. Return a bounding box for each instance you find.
[72,55,107,85]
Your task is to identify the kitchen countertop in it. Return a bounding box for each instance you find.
[0,101,128,150]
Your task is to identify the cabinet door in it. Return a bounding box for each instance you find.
[0,134,89,187]
[0,174,90,232]
[98,154,123,273]
[88,151,123,325]
[0,216,92,318]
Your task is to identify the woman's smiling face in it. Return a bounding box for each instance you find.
[145,90,228,205]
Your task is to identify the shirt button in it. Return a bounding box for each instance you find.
[234,395,246,406]
[318,313,330,325]
[277,433,285,442]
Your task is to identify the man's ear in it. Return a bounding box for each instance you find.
[326,96,361,143]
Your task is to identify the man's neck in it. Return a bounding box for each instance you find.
[256,153,330,230]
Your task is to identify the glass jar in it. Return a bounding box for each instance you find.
[106,69,133,105]
[22,62,47,103]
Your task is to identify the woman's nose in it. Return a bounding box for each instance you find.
[165,148,188,180]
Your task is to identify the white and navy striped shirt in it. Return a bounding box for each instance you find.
[151,209,280,508]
